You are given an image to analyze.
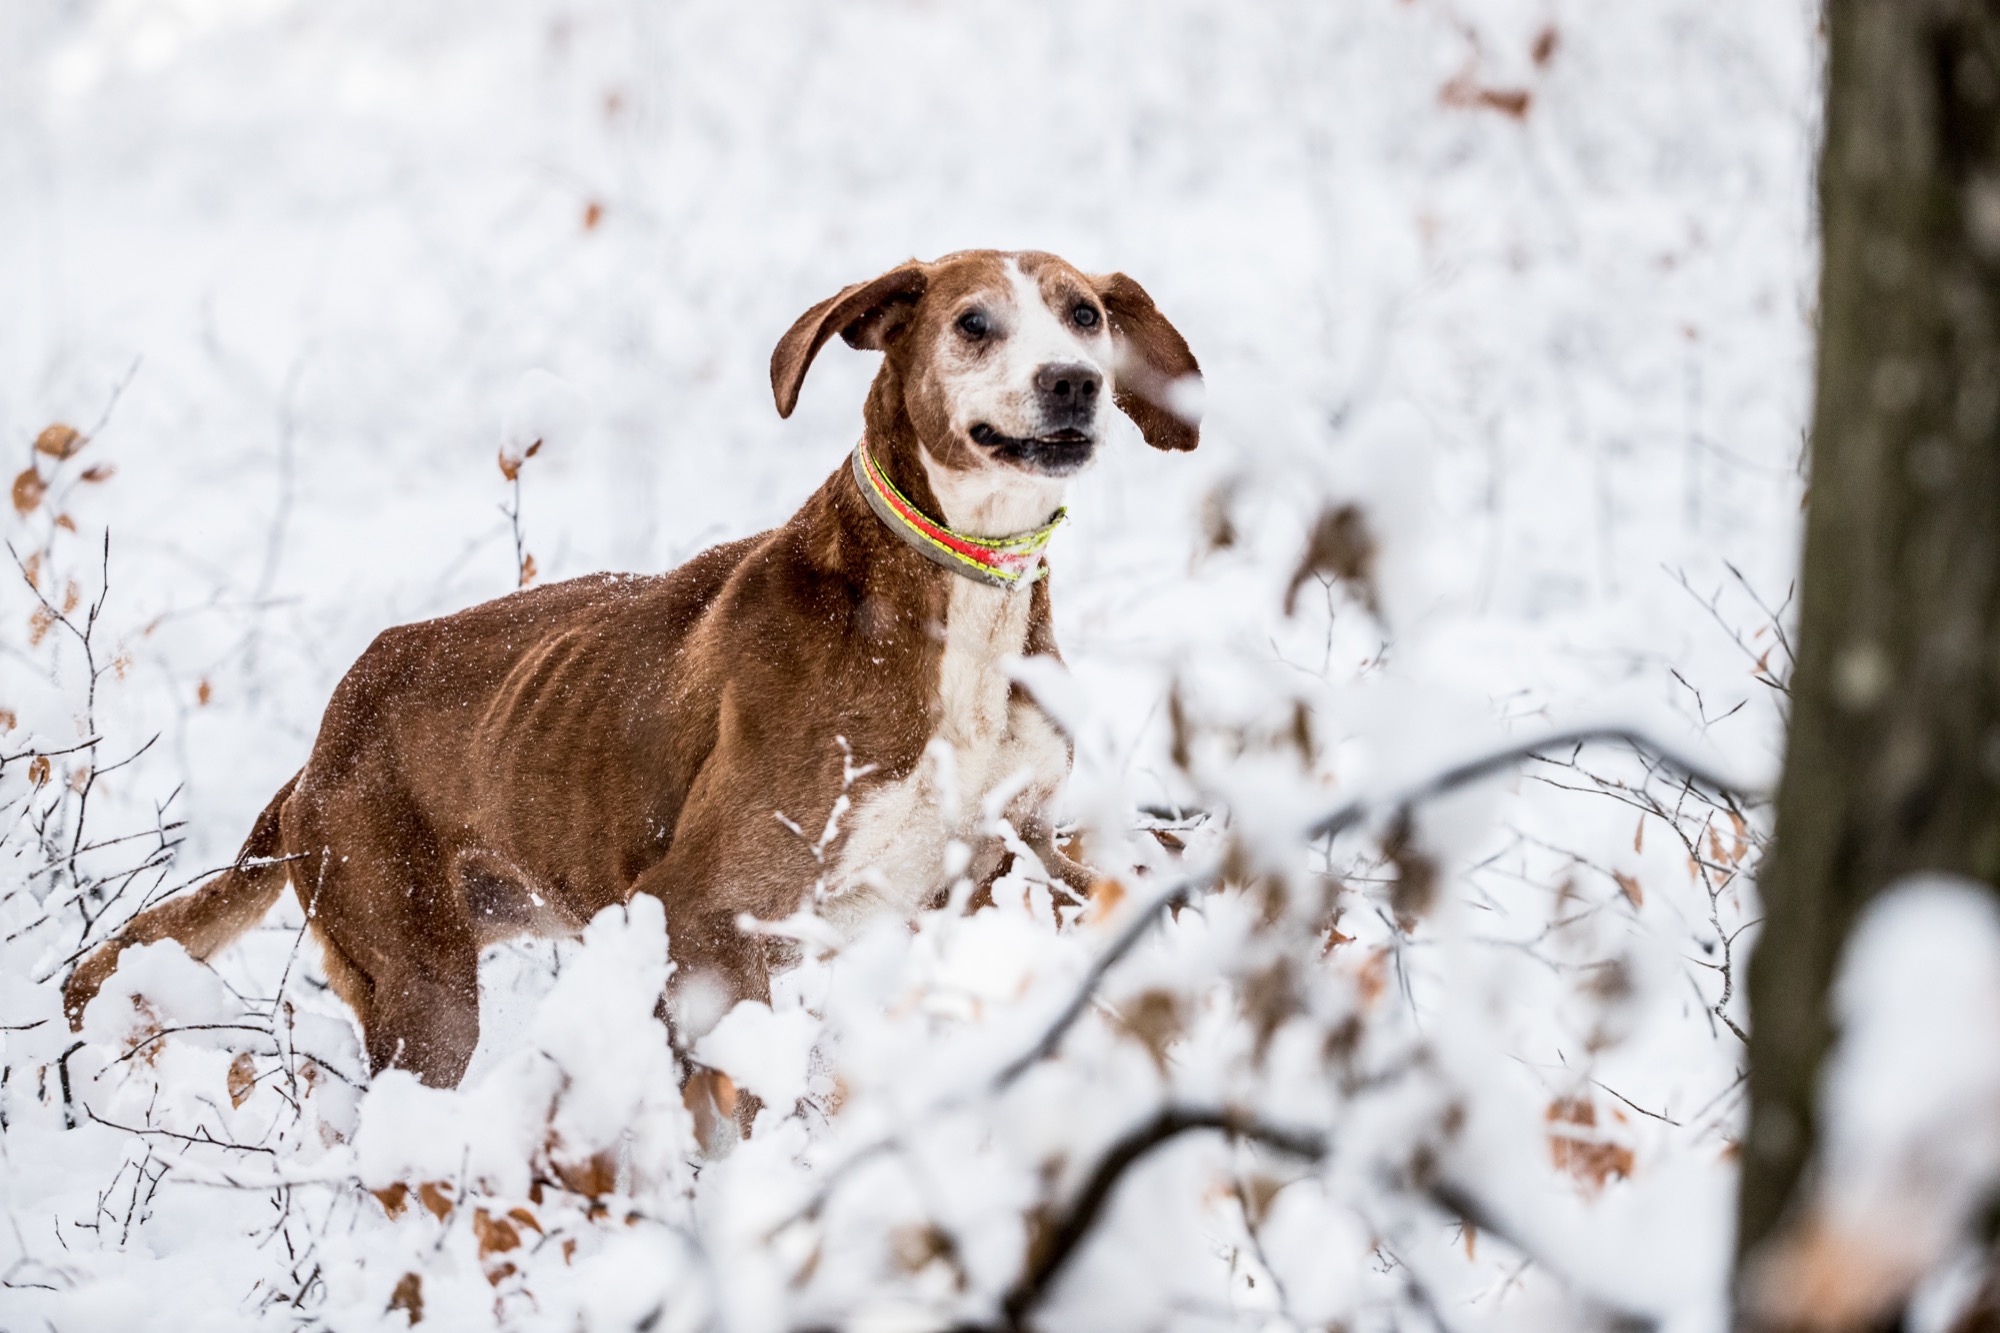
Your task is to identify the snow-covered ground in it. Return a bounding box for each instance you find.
[1,2,1819,1329]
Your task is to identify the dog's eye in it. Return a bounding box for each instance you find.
[956,310,990,339]
[1073,305,1100,329]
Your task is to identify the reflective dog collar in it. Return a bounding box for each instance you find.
[850,444,1065,589]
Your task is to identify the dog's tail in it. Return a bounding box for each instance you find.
[63,772,301,1030]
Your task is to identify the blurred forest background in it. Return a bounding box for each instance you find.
[0,3,1830,1331]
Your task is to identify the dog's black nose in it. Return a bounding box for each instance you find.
[1034,363,1102,418]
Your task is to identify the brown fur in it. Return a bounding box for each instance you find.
[63,250,1200,1088]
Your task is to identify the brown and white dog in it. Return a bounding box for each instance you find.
[63,249,1200,1091]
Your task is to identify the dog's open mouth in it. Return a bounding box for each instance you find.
[968,424,1096,474]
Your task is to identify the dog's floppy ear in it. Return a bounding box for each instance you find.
[771,262,929,418]
[1091,272,1202,452]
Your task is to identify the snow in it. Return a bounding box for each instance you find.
[695,999,818,1112]
[1742,877,2000,1328]
[0,0,1826,1329]
[1826,877,2000,1225]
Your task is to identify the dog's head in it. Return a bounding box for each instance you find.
[772,250,1200,528]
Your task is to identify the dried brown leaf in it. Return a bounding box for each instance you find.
[12,467,46,516]
[387,1270,424,1323]
[583,201,604,230]
[518,552,538,587]
[1166,683,1192,771]
[1385,812,1438,930]
[1546,1095,1633,1190]
[497,449,522,482]
[1084,876,1126,923]
[1549,1134,1634,1189]
[126,996,164,1065]
[1289,698,1315,762]
[27,754,51,787]
[1199,483,1239,552]
[1355,947,1391,1010]
[34,424,84,460]
[417,1180,454,1221]
[80,465,115,484]
[552,1146,620,1198]
[890,1223,963,1283]
[1440,73,1533,118]
[1114,988,1186,1074]
[1613,871,1644,908]
[1284,503,1379,617]
[1240,958,1298,1063]
[197,679,214,706]
[372,1183,411,1218]
[1239,1173,1287,1229]
[473,1207,522,1260]
[227,1051,257,1107]
[1547,1096,1596,1127]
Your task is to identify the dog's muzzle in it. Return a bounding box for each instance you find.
[968,423,1097,476]
[966,361,1104,475]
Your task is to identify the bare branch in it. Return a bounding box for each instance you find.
[998,1107,1326,1330]
[997,725,1754,1089]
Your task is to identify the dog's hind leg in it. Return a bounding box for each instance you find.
[286,799,483,1088]
[356,950,481,1087]
[305,917,373,1030]
[314,883,479,1087]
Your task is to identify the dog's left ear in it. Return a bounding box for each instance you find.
[1091,272,1202,452]
[771,262,929,418]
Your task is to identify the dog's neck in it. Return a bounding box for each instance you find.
[917,451,1066,538]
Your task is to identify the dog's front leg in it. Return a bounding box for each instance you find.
[631,776,815,1153]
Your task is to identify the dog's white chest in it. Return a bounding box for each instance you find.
[825,578,1067,923]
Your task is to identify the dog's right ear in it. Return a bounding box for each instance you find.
[771,263,929,418]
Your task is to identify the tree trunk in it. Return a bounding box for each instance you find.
[1737,0,2000,1318]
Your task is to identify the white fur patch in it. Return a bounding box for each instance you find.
[936,258,1111,452]
[822,576,1069,927]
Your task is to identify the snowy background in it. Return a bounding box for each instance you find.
[0,1,1818,1330]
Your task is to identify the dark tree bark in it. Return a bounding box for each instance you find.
[1737,0,2000,1319]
